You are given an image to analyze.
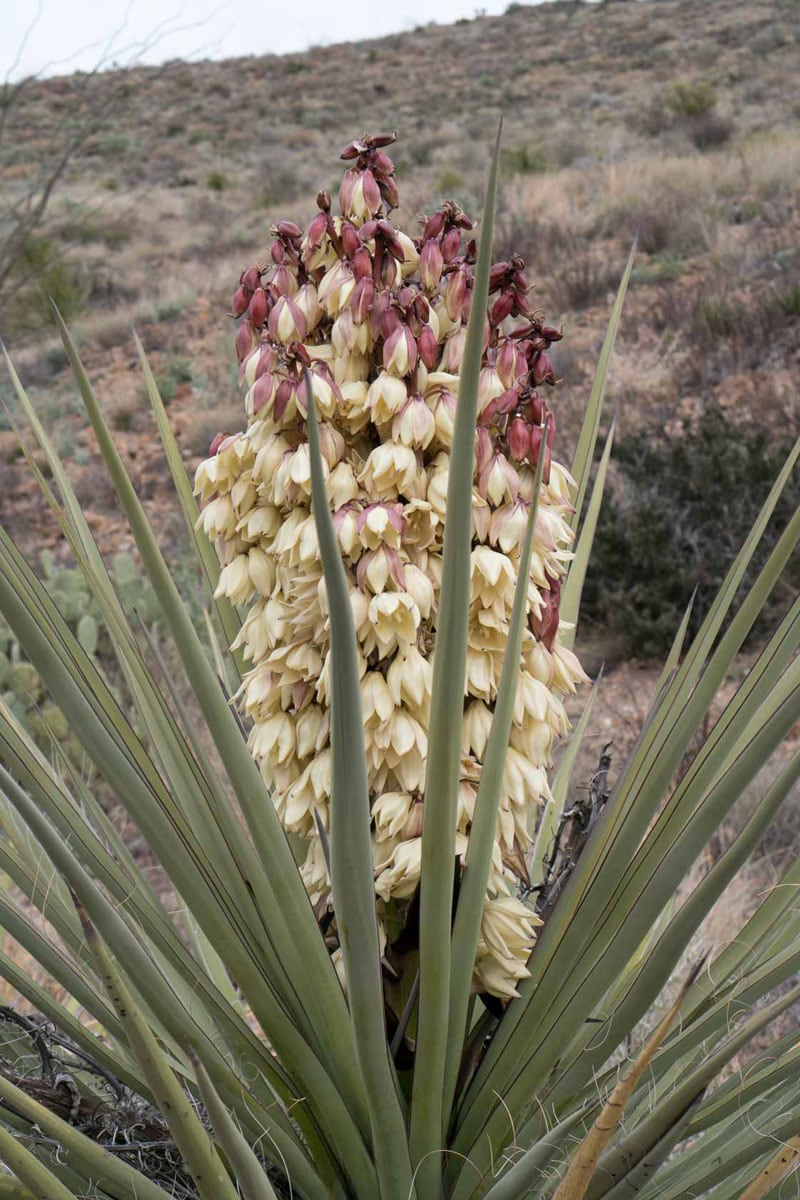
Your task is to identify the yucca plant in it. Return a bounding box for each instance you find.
[0,128,798,1200]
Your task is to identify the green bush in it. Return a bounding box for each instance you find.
[503,143,548,175]
[1,236,87,333]
[582,405,800,656]
[665,81,718,118]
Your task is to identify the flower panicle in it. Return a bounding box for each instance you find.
[195,132,587,999]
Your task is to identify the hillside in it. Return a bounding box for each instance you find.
[0,0,798,609]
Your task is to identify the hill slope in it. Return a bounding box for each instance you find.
[1,0,798,568]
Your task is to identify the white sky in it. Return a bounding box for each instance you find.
[1,0,526,82]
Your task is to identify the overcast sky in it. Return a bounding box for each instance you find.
[1,0,528,81]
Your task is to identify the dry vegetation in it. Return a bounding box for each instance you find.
[0,0,798,984]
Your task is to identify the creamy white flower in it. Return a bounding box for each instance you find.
[246,546,275,596]
[368,373,409,424]
[471,546,517,610]
[300,836,330,903]
[386,646,433,711]
[198,495,237,540]
[404,564,435,619]
[362,671,395,726]
[215,554,253,604]
[326,461,360,508]
[373,792,420,841]
[359,444,424,499]
[236,503,281,541]
[253,433,292,489]
[248,710,295,766]
[332,352,370,386]
[359,503,403,550]
[397,231,420,277]
[295,705,328,758]
[317,260,355,314]
[375,838,423,901]
[364,592,421,656]
[462,700,493,759]
[338,381,372,431]
[552,642,591,693]
[393,396,436,449]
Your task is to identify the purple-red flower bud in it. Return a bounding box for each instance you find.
[341,221,361,259]
[527,393,546,425]
[372,148,396,173]
[422,210,446,241]
[441,225,462,264]
[235,320,255,363]
[533,585,561,650]
[529,425,552,484]
[380,176,399,210]
[475,427,493,473]
[231,286,249,318]
[418,323,439,369]
[479,388,519,427]
[350,276,375,323]
[444,268,468,321]
[254,345,277,379]
[251,373,274,415]
[248,287,268,328]
[383,324,417,375]
[306,211,328,250]
[351,246,372,280]
[497,339,527,388]
[532,351,556,386]
[378,221,405,262]
[489,261,510,291]
[361,169,382,213]
[270,264,294,298]
[419,239,444,290]
[490,292,515,325]
[273,378,296,423]
[241,266,260,292]
[508,416,530,461]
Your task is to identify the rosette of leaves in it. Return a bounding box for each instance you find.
[0,130,796,1200]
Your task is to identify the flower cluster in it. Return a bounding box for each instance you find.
[194,133,587,999]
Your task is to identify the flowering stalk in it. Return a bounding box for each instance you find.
[195,133,586,1019]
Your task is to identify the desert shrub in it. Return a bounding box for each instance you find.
[503,143,549,175]
[685,110,733,149]
[206,170,229,191]
[0,235,88,334]
[551,244,620,310]
[665,81,718,119]
[582,405,800,656]
[602,187,708,257]
[643,82,733,150]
